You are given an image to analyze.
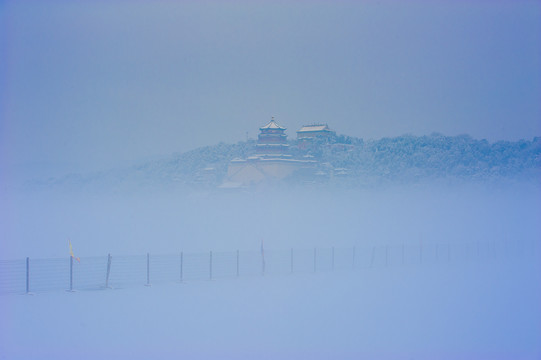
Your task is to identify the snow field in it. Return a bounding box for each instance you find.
[1,256,540,360]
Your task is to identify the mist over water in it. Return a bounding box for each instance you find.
[2,179,539,260]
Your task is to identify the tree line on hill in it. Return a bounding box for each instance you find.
[30,133,540,190]
[169,133,540,185]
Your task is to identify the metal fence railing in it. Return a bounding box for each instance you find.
[1,239,538,295]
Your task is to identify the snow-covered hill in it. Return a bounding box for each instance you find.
[23,134,541,191]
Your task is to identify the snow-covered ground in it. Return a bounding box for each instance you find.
[1,257,539,360]
[1,180,540,359]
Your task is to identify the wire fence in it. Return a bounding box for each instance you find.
[1,238,539,295]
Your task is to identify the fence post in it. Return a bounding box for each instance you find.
[69,256,73,291]
[105,254,112,288]
[26,257,30,294]
[261,248,265,276]
[290,248,293,274]
[145,253,151,286]
[180,251,183,282]
[236,250,239,277]
[209,251,213,280]
[332,247,335,271]
[313,247,317,273]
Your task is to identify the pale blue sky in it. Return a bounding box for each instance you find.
[1,0,540,176]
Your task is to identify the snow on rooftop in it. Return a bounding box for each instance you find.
[260,119,286,130]
[297,124,332,132]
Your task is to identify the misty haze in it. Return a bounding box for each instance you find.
[1,1,540,360]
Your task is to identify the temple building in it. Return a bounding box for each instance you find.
[297,124,336,150]
[256,117,291,158]
[222,118,315,187]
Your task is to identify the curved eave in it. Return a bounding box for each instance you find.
[297,129,334,134]
[260,120,286,131]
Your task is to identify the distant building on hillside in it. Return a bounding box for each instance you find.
[222,118,316,188]
[256,117,291,158]
[297,124,336,149]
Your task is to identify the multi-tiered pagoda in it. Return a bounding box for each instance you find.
[256,117,291,158]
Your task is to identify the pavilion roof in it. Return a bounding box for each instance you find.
[260,118,286,130]
[297,124,332,133]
